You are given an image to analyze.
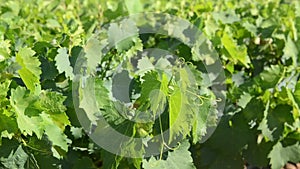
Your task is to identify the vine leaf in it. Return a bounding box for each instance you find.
[79,77,100,124]
[112,70,132,103]
[258,101,294,141]
[212,10,240,24]
[125,0,143,14]
[192,97,211,144]
[10,87,43,138]
[169,85,193,143]
[0,145,28,169]
[148,73,168,118]
[108,18,139,52]
[142,140,196,169]
[282,36,298,67]
[137,56,154,75]
[294,80,300,108]
[255,65,282,90]
[16,47,41,91]
[10,87,71,158]
[84,37,103,72]
[268,142,300,169]
[39,91,67,114]
[55,48,74,80]
[40,112,71,153]
[237,92,252,109]
[0,80,17,141]
[221,30,250,68]
[139,71,161,104]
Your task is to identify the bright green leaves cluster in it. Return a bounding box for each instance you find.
[196,0,300,168]
[0,80,17,142]
[77,46,214,167]
[1,0,300,168]
[10,87,70,157]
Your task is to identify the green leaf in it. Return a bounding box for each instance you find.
[243,139,273,167]
[237,92,252,109]
[10,87,70,156]
[101,150,122,169]
[137,56,155,75]
[192,97,211,144]
[79,77,100,124]
[255,65,282,90]
[125,0,143,14]
[294,80,300,108]
[16,47,41,91]
[282,36,298,66]
[242,21,257,35]
[139,71,161,103]
[40,112,71,153]
[0,80,11,97]
[268,142,300,169]
[10,87,43,138]
[212,10,240,24]
[198,114,253,169]
[204,14,219,37]
[259,103,294,141]
[0,145,28,169]
[142,140,196,169]
[221,31,251,68]
[95,78,111,109]
[39,91,67,114]
[108,18,139,52]
[169,85,193,142]
[112,70,132,103]
[169,86,182,140]
[55,47,74,79]
[0,111,18,140]
[84,37,103,72]
[70,127,83,139]
[147,72,168,118]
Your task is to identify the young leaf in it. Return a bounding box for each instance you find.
[221,31,251,68]
[84,37,103,72]
[55,48,74,80]
[16,47,41,91]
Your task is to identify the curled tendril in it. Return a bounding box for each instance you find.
[176,57,185,67]
[186,89,211,105]
[163,141,181,151]
[215,97,222,102]
[185,61,194,66]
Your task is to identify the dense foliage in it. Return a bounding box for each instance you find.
[0,0,300,169]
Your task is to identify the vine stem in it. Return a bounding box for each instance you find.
[158,114,164,160]
[20,138,50,154]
